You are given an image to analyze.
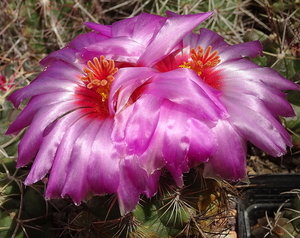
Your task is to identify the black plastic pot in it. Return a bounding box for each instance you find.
[238,174,300,238]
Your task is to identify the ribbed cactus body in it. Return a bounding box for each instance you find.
[1,158,235,238]
[0,157,55,238]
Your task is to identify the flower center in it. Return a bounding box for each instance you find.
[179,46,220,75]
[81,56,118,102]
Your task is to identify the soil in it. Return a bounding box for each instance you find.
[247,145,300,175]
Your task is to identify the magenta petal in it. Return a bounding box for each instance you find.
[187,118,218,167]
[16,102,82,167]
[111,15,139,37]
[183,29,263,63]
[112,13,165,44]
[160,101,217,186]
[69,31,110,50]
[38,60,84,83]
[222,94,292,157]
[218,62,300,91]
[45,115,94,200]
[114,95,161,154]
[219,41,263,61]
[131,13,165,45]
[117,156,161,215]
[61,117,104,203]
[40,47,80,66]
[122,95,167,175]
[219,74,295,117]
[87,118,120,194]
[117,176,141,216]
[110,67,157,113]
[25,110,84,185]
[112,13,166,46]
[115,95,166,174]
[183,28,228,52]
[145,69,228,120]
[7,80,77,108]
[116,96,218,187]
[159,103,194,186]
[6,92,74,135]
[41,33,109,66]
[114,95,167,178]
[84,22,112,37]
[138,12,213,66]
[80,37,144,63]
[204,120,247,181]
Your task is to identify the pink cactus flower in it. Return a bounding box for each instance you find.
[6,12,216,215]
[153,17,299,180]
[6,11,298,215]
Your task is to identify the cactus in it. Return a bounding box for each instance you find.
[138,170,237,237]
[115,169,236,238]
[252,190,300,238]
[49,168,237,238]
[283,192,300,235]
[0,157,56,238]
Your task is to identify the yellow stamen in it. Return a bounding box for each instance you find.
[179,46,221,75]
[81,56,118,102]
